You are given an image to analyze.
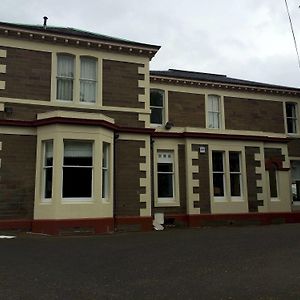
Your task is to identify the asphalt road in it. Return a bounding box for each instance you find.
[1,224,300,300]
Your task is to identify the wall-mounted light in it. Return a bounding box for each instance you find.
[165,121,174,130]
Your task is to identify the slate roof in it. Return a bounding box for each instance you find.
[150,69,300,92]
[0,21,160,50]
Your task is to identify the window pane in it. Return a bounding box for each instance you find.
[212,97,220,112]
[64,156,92,166]
[269,165,278,198]
[102,143,109,199]
[57,55,74,78]
[287,118,296,133]
[212,152,223,172]
[150,107,163,124]
[64,141,92,159]
[44,168,53,198]
[80,57,97,103]
[81,57,96,80]
[158,173,173,198]
[63,167,92,198]
[158,162,173,173]
[57,79,73,101]
[44,141,53,166]
[229,152,240,172]
[286,103,296,118]
[213,173,224,196]
[80,81,96,102]
[150,90,163,106]
[230,174,241,196]
[213,112,219,128]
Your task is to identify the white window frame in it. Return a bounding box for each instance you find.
[150,89,165,126]
[268,165,280,202]
[56,53,75,101]
[285,102,298,134]
[42,140,53,202]
[154,145,180,207]
[207,94,223,129]
[209,148,245,202]
[62,140,94,202]
[80,56,97,103]
[102,142,110,202]
[53,52,101,105]
[212,151,226,201]
[229,151,243,201]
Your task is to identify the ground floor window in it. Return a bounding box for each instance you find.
[102,142,110,200]
[43,140,53,199]
[157,151,175,201]
[291,161,300,202]
[63,140,93,198]
[268,163,278,199]
[211,150,242,200]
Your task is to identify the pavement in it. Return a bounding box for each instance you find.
[1,224,300,299]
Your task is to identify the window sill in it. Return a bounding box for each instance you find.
[61,198,94,204]
[155,199,180,207]
[292,201,300,206]
[270,198,280,202]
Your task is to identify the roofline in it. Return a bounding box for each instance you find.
[150,73,300,96]
[0,22,160,59]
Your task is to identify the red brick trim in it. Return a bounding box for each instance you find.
[0,118,155,134]
[188,212,300,227]
[115,216,153,231]
[0,219,32,231]
[153,131,287,143]
[32,218,114,235]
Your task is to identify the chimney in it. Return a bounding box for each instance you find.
[43,16,48,29]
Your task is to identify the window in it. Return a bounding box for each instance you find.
[63,141,93,199]
[291,161,300,202]
[229,152,241,197]
[43,140,53,199]
[268,163,278,199]
[157,151,174,200]
[150,89,164,125]
[207,95,221,129]
[57,54,74,101]
[102,143,110,199]
[286,102,298,134]
[80,57,97,103]
[212,152,225,197]
[211,150,243,199]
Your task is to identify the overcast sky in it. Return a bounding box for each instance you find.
[1,0,300,87]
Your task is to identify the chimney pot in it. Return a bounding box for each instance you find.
[43,16,48,29]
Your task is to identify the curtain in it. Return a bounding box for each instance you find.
[57,54,74,101]
[80,57,97,102]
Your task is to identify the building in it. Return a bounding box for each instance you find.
[0,21,300,234]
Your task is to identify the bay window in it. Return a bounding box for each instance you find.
[150,89,164,125]
[43,140,53,199]
[80,57,97,103]
[57,54,74,101]
[63,140,93,199]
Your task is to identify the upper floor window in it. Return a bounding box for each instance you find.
[80,57,97,103]
[56,54,97,103]
[57,54,74,101]
[150,89,164,125]
[207,95,221,129]
[286,102,298,134]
